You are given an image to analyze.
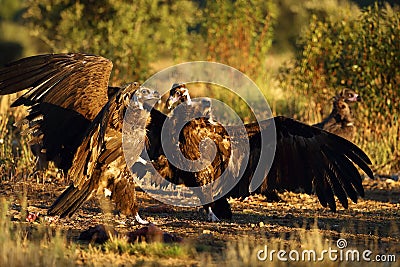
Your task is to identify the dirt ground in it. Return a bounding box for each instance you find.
[1,173,399,265]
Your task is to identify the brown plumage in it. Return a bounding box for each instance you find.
[138,84,374,221]
[48,83,156,218]
[0,53,112,171]
[0,53,159,222]
[314,88,361,140]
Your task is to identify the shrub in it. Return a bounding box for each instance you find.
[279,3,400,173]
[22,0,198,82]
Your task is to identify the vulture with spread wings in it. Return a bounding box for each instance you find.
[138,84,374,221]
[262,88,363,202]
[0,53,159,222]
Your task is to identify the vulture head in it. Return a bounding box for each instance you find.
[166,83,192,109]
[122,82,160,110]
[165,83,213,121]
[337,88,362,103]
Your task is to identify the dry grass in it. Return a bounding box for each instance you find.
[1,193,398,267]
[0,198,198,267]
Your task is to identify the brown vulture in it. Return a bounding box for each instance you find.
[260,88,363,202]
[0,53,159,222]
[313,88,361,140]
[136,83,374,221]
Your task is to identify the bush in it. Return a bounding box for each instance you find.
[200,0,278,80]
[279,3,400,173]
[22,0,198,82]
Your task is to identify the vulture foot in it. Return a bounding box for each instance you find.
[207,207,220,222]
[134,212,149,225]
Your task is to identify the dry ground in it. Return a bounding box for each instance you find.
[1,174,399,266]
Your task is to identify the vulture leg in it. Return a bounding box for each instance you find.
[134,213,149,225]
[204,198,232,222]
[207,207,220,222]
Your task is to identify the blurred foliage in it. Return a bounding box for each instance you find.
[0,0,21,21]
[279,3,400,173]
[23,0,199,82]
[272,0,360,53]
[200,0,278,80]
[1,0,399,174]
[0,96,35,181]
[0,0,39,65]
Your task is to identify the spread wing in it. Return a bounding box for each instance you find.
[150,113,373,212]
[0,53,112,119]
[244,116,373,211]
[0,53,114,171]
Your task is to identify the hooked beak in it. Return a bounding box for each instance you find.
[166,96,180,110]
[145,91,161,108]
[146,90,160,100]
[347,93,362,102]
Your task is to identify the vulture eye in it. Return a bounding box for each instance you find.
[141,88,150,94]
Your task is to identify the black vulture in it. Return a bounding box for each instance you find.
[313,88,361,140]
[166,83,212,119]
[0,53,160,222]
[139,83,374,221]
[259,88,362,202]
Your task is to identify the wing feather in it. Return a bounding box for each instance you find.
[0,53,113,120]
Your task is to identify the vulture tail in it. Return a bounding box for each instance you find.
[47,182,93,218]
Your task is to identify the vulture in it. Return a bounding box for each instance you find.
[166,83,212,120]
[137,83,374,221]
[0,53,159,222]
[261,88,363,202]
[313,88,361,141]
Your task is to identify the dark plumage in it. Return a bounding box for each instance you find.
[166,83,212,119]
[0,53,159,222]
[314,88,361,140]
[261,89,362,202]
[0,53,112,171]
[48,83,158,219]
[139,84,374,221]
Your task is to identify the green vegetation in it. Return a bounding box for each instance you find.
[0,1,398,172]
[200,0,278,79]
[279,3,399,173]
[103,237,187,258]
[22,0,198,82]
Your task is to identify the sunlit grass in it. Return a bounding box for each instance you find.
[0,199,78,267]
[0,95,36,182]
[103,236,188,258]
[0,198,195,266]
[0,193,399,266]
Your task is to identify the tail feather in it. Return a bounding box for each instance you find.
[48,182,94,218]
